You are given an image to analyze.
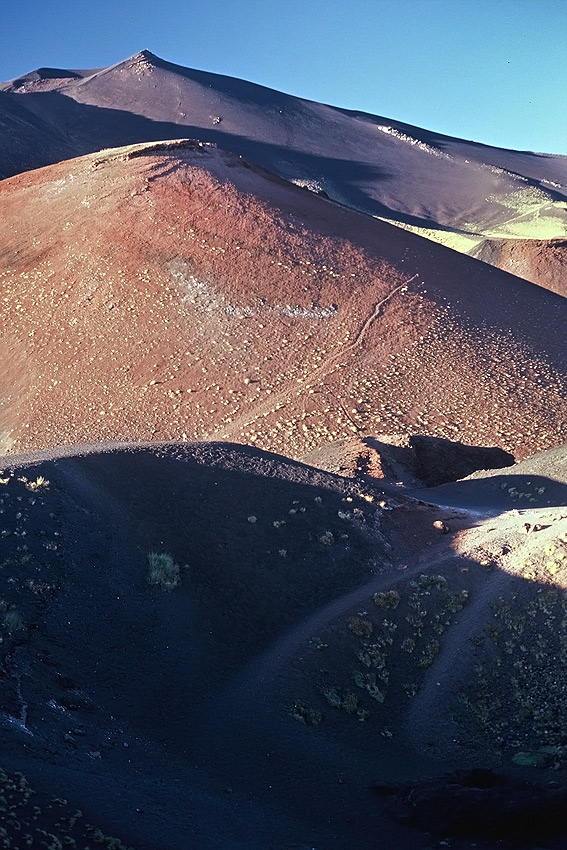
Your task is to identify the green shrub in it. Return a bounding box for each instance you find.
[373,590,401,610]
[511,748,556,768]
[347,617,373,637]
[287,701,322,725]
[418,640,440,669]
[353,670,385,702]
[323,687,359,714]
[147,552,180,591]
[3,610,24,632]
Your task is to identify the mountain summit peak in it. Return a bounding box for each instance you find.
[128,49,162,66]
[135,49,158,60]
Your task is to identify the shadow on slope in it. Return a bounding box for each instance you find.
[202,476,567,848]
[302,433,516,489]
[372,767,567,845]
[410,442,567,512]
[363,434,515,488]
[0,91,76,178]
[1,91,405,214]
[0,441,388,849]
[2,441,567,847]
[2,90,532,233]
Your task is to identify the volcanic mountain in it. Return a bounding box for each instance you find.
[1,49,567,289]
[1,139,567,459]
[3,49,567,850]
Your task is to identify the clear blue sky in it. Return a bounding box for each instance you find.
[2,0,566,154]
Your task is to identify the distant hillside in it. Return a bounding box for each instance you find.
[1,50,566,251]
[469,237,567,297]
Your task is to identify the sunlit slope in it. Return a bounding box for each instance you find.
[468,237,567,297]
[2,139,567,457]
[2,140,567,458]
[1,50,566,244]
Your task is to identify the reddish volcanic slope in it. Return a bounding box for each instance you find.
[1,140,567,459]
[470,237,567,297]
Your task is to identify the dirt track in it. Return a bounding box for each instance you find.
[2,143,567,462]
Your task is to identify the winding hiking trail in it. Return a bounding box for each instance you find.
[207,273,419,443]
[348,274,419,349]
[223,547,457,710]
[402,567,512,759]
[205,497,460,749]
[204,490,567,786]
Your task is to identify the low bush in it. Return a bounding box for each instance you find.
[147,552,180,591]
[3,610,24,632]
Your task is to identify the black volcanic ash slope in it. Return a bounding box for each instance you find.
[3,440,567,849]
[0,441,394,850]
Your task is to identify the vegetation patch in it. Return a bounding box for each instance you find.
[146,552,180,591]
[0,766,133,848]
[323,687,359,714]
[373,589,400,610]
[457,588,567,761]
[512,748,557,768]
[353,671,385,703]
[310,568,472,731]
[0,473,61,662]
[17,475,49,492]
[347,616,373,637]
[2,610,24,632]
[286,701,322,725]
